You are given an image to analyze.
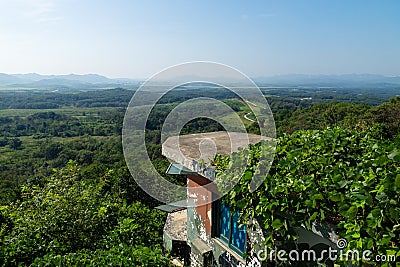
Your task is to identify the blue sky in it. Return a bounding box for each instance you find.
[0,0,399,78]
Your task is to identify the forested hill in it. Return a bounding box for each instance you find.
[276,97,400,136]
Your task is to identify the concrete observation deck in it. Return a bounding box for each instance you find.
[162,131,268,181]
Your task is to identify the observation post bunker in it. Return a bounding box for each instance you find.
[158,131,268,266]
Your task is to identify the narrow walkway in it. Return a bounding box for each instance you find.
[243,112,256,122]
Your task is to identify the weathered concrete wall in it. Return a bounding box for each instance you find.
[163,231,173,252]
[188,174,215,233]
[187,206,264,267]
[186,205,339,266]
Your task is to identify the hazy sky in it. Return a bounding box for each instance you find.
[0,0,399,78]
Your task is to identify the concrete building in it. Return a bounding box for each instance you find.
[156,131,337,267]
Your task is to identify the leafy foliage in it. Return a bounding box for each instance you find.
[0,161,168,266]
[31,245,171,267]
[218,126,400,263]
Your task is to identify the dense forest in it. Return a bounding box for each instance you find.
[0,87,399,265]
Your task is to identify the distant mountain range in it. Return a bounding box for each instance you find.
[0,73,141,91]
[253,74,400,88]
[0,73,399,91]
